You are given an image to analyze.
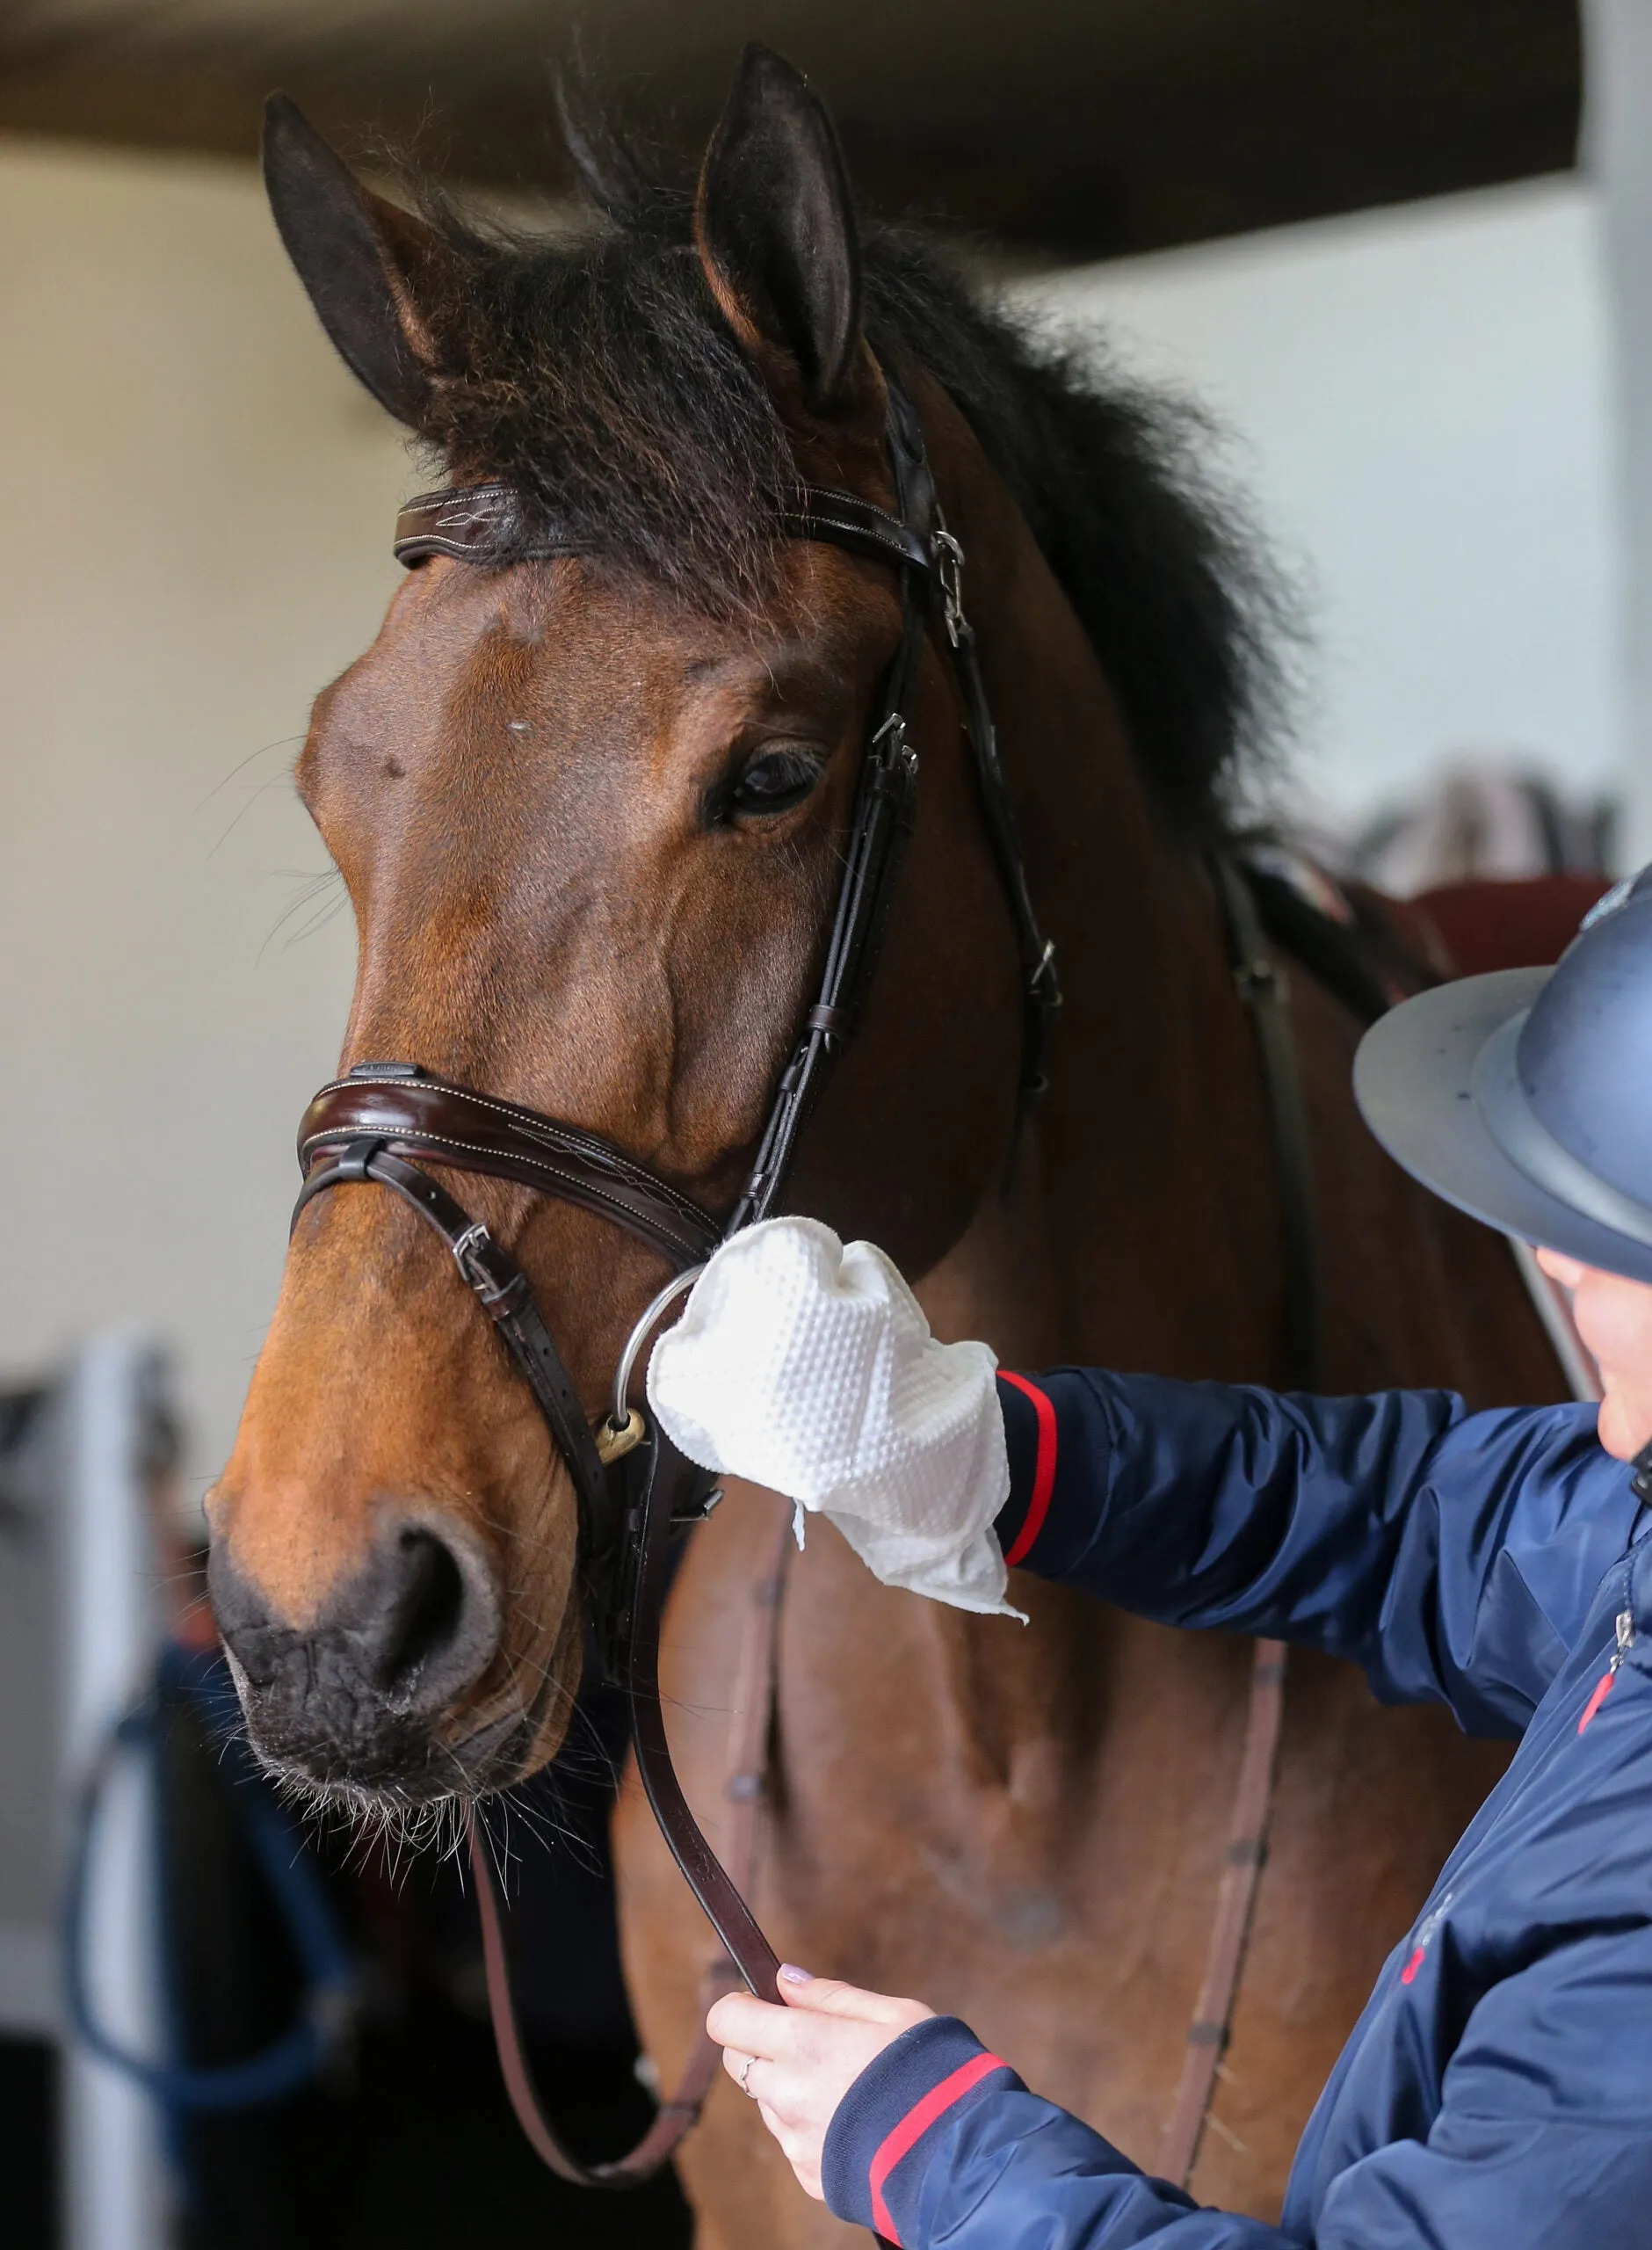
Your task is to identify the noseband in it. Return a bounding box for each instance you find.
[288,376,1057,2141]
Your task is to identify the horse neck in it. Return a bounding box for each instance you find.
[895,438,1293,1795]
[918,423,1282,1389]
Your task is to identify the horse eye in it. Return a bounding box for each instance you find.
[726,746,823,819]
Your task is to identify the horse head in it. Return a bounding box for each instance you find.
[209,47,1038,1807]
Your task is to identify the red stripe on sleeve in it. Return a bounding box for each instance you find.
[868,2051,1008,2245]
[1579,1669,1615,1734]
[997,1372,1056,1568]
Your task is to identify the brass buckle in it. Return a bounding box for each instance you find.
[595,1407,647,1465]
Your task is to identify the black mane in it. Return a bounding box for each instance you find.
[407,161,1286,838]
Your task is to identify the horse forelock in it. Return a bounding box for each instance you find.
[391,110,1290,838]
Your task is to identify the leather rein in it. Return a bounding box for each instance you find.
[288,375,1059,2188]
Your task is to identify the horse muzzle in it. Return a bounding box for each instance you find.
[207,1510,518,1799]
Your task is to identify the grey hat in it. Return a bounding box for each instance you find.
[1353,871,1652,1287]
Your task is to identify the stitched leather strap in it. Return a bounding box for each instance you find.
[300,1070,721,1273]
[725,706,920,1230]
[393,482,587,565]
[774,486,933,575]
[725,385,930,1230]
[395,479,931,577]
[622,1434,784,1992]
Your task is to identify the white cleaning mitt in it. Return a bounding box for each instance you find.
[647,1217,1021,1619]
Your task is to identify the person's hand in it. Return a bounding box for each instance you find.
[647,1216,1023,1620]
[707,1965,934,2198]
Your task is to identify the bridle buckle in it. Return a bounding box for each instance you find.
[595,1406,647,1465]
[870,709,917,783]
[932,526,967,648]
[1030,937,1061,1006]
[451,1220,503,1296]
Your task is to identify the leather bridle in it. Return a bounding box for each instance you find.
[287,374,1059,2174]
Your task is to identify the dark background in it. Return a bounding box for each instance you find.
[0,0,1583,260]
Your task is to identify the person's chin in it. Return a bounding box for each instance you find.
[1593,1390,1644,1462]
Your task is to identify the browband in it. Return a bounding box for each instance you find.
[393,480,934,578]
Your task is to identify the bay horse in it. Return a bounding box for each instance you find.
[211,48,1565,2238]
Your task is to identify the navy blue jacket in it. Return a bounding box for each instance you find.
[820,1371,1652,2248]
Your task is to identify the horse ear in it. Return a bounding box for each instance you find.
[694,46,871,416]
[262,93,444,426]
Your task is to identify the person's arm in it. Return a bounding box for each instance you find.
[994,1371,1637,1733]
[822,2014,1286,2248]
[816,1908,1652,2250]
[646,1215,1640,1729]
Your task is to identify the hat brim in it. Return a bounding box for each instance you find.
[1353,967,1652,1286]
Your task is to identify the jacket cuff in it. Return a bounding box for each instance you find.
[822,2015,1018,2244]
[995,1371,1057,1568]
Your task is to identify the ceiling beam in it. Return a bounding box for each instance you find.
[0,2,1582,262]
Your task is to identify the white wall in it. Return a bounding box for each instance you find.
[0,138,404,1501]
[1016,176,1619,838]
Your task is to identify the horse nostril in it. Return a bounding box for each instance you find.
[373,1526,468,1695]
[352,1517,502,1717]
[208,1511,504,1760]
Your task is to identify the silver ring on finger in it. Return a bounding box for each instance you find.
[739,2055,757,2097]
